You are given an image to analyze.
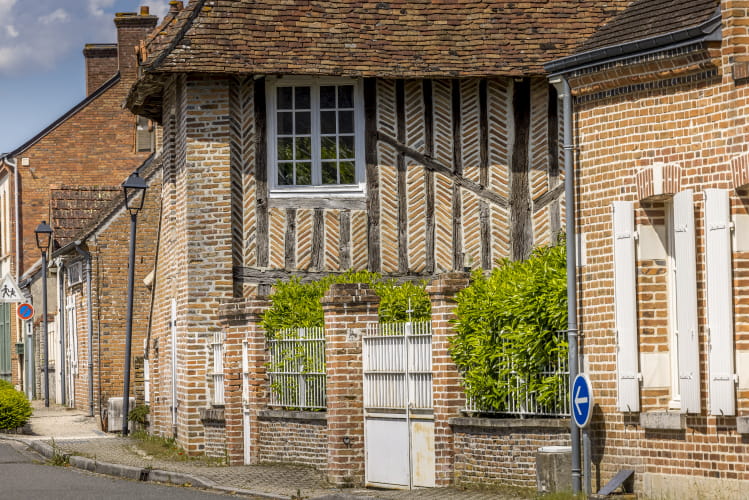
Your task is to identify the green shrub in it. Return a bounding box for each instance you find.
[129,404,149,426]
[449,239,568,412]
[0,379,13,392]
[0,387,33,430]
[261,270,430,336]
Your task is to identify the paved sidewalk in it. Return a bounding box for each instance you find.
[2,402,532,500]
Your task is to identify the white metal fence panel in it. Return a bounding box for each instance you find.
[267,327,326,410]
[464,331,570,417]
[363,321,432,410]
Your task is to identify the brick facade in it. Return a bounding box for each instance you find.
[553,2,749,497]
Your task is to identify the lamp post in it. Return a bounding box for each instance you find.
[35,220,53,408]
[121,171,147,436]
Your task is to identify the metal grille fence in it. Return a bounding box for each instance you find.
[267,327,326,410]
[464,331,570,417]
[363,321,432,410]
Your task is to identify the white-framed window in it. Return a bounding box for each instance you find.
[135,116,155,153]
[266,76,366,197]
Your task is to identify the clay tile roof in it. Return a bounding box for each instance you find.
[576,0,720,54]
[51,186,121,247]
[140,0,632,78]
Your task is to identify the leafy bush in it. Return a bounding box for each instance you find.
[0,385,33,430]
[129,404,150,427]
[0,379,13,392]
[450,239,568,413]
[261,270,430,336]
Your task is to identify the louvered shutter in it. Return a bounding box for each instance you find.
[705,189,735,415]
[613,201,640,412]
[673,190,700,413]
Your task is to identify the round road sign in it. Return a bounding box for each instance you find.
[572,374,593,428]
[17,303,34,321]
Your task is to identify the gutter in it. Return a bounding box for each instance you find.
[545,8,722,75]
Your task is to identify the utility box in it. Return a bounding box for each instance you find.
[14,343,23,355]
[536,445,572,493]
[107,397,136,433]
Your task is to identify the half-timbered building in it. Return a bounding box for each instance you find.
[125,0,630,488]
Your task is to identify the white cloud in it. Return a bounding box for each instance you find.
[39,8,70,25]
[87,0,115,17]
[0,0,170,77]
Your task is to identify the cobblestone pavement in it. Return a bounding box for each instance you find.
[16,402,532,500]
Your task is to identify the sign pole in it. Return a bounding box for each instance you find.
[572,374,594,495]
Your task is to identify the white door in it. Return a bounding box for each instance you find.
[363,321,435,489]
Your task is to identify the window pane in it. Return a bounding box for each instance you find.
[338,85,354,108]
[295,111,310,134]
[296,137,311,160]
[295,87,310,109]
[321,136,337,160]
[277,87,293,110]
[340,161,355,184]
[278,163,294,185]
[339,110,354,134]
[320,111,336,134]
[296,162,312,185]
[278,112,293,135]
[320,86,336,109]
[322,162,337,184]
[277,137,293,161]
[339,136,354,159]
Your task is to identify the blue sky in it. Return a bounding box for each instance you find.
[0,0,170,154]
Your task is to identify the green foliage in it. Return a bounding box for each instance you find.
[0,384,33,431]
[450,240,568,413]
[261,270,431,336]
[128,404,149,426]
[0,379,13,392]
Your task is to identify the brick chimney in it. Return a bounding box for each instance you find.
[82,44,118,96]
[114,6,158,86]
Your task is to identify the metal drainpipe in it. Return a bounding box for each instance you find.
[74,243,94,417]
[560,77,582,495]
[57,259,66,406]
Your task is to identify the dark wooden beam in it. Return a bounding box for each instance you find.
[423,80,435,275]
[452,79,463,271]
[365,78,380,272]
[510,78,532,261]
[254,77,270,294]
[312,208,325,271]
[339,210,351,270]
[547,83,562,241]
[284,208,296,270]
[479,79,491,269]
[396,79,408,273]
[377,132,508,208]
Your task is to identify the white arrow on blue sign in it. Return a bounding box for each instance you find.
[572,374,593,428]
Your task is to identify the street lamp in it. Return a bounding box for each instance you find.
[121,171,147,436]
[35,220,53,408]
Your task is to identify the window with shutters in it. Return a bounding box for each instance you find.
[266,76,365,197]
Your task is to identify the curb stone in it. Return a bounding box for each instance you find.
[11,437,292,499]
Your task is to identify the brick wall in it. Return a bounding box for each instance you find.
[451,418,570,488]
[257,411,328,468]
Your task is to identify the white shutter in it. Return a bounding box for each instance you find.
[705,189,735,415]
[673,190,700,414]
[613,201,640,412]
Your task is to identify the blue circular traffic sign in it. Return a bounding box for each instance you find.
[572,374,593,428]
[17,303,34,321]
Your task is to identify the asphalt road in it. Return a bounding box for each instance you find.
[0,441,243,500]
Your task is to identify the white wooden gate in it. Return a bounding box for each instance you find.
[242,340,251,464]
[363,321,435,489]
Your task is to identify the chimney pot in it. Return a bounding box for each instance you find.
[140,6,150,15]
[169,1,184,13]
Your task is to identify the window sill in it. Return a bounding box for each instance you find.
[268,191,366,210]
[639,411,685,430]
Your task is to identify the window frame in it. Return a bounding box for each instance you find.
[266,76,366,198]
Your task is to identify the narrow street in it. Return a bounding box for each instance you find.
[0,440,246,500]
